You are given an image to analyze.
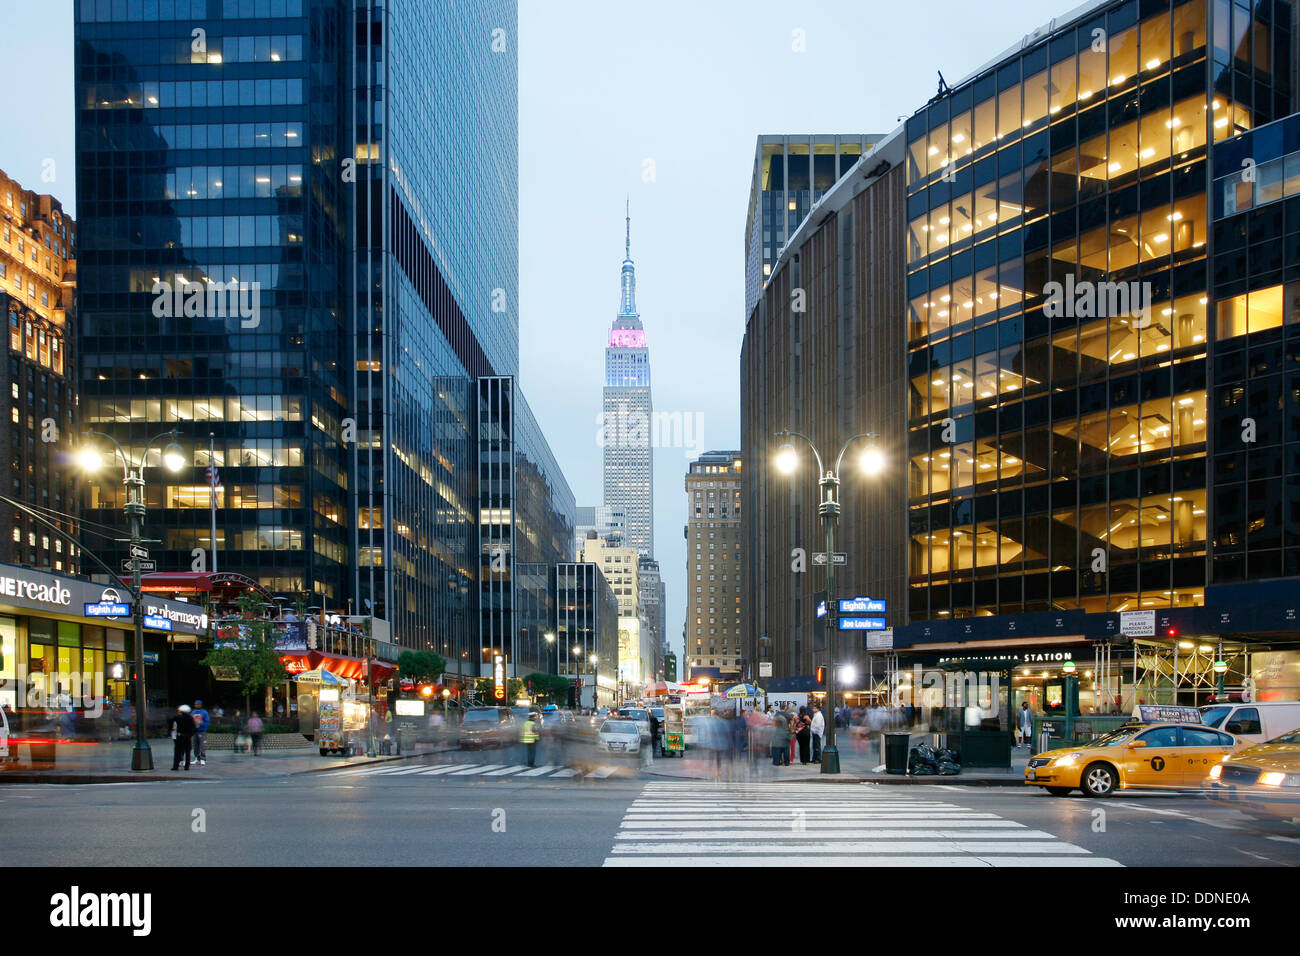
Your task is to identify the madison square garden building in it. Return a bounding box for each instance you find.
[743,0,1300,715]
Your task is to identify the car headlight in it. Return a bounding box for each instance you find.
[1056,752,1083,766]
[1208,764,1223,779]
[1260,772,1300,788]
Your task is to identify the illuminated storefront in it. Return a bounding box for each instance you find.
[0,562,207,714]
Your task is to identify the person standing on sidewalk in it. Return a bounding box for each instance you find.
[769,707,788,766]
[192,700,210,766]
[246,711,265,756]
[170,704,196,770]
[1017,701,1033,747]
[810,703,825,764]
[795,707,812,764]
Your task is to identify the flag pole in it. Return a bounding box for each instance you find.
[209,432,218,573]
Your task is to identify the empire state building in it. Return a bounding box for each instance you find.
[603,205,654,556]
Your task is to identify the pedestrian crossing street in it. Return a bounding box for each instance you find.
[603,782,1123,867]
[325,761,627,781]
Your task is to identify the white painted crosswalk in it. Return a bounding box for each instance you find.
[325,761,627,781]
[603,782,1122,867]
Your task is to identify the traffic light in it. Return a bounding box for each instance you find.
[815,666,826,686]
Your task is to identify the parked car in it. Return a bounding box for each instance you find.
[1207,727,1300,824]
[598,719,641,756]
[458,707,517,749]
[1199,701,1300,748]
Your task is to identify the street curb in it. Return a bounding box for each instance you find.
[0,746,457,785]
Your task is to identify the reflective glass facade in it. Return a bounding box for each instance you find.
[1210,113,1300,582]
[905,0,1292,620]
[73,0,549,661]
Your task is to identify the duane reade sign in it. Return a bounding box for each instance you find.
[1120,609,1156,637]
[0,571,72,608]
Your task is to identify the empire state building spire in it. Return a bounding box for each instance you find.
[619,197,639,322]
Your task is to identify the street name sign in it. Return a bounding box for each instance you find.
[839,617,887,631]
[85,602,131,617]
[143,615,172,631]
[840,597,886,614]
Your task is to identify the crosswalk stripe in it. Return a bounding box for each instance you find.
[483,765,531,776]
[604,856,1122,868]
[384,765,444,775]
[517,764,560,776]
[421,764,482,775]
[617,816,1002,829]
[448,764,505,776]
[615,828,1054,841]
[587,767,618,778]
[550,768,579,777]
[610,841,1088,855]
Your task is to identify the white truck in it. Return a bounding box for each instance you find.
[1199,701,1300,747]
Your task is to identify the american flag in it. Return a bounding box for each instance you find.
[206,464,222,489]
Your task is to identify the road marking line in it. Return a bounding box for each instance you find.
[384,765,444,775]
[1111,801,1243,830]
[610,840,1085,855]
[587,767,618,778]
[483,765,531,776]
[616,817,1009,829]
[549,768,579,777]
[603,856,1121,868]
[1267,835,1300,845]
[615,828,1051,841]
[420,764,482,775]
[448,764,504,776]
[517,765,560,777]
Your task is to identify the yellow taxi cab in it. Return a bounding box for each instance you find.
[1025,716,1238,798]
[1206,727,1300,823]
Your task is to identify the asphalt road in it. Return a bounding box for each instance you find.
[2,757,1298,867]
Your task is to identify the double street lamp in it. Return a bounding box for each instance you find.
[775,429,883,775]
[79,429,187,772]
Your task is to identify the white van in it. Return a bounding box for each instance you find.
[1199,701,1300,747]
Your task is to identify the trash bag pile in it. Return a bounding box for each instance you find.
[907,742,961,775]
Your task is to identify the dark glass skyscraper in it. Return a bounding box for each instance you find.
[73,0,564,661]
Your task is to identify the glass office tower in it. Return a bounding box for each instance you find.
[74,0,555,659]
[905,0,1291,619]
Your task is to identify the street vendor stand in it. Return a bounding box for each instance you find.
[661,703,685,757]
[294,668,359,755]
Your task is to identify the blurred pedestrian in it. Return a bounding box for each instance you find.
[810,703,825,763]
[246,711,264,755]
[192,699,210,765]
[521,711,538,766]
[770,707,789,766]
[649,708,661,757]
[169,704,195,771]
[795,707,812,764]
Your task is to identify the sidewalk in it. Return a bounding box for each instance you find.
[0,738,450,784]
[640,733,1030,785]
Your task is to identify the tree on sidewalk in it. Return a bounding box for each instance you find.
[201,593,289,717]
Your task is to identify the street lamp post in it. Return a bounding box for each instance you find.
[775,429,883,775]
[80,429,186,772]
[544,632,556,702]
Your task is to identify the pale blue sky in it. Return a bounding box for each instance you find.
[6,0,1056,667]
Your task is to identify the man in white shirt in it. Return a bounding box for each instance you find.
[809,703,826,764]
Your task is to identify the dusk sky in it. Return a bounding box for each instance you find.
[6,0,1053,665]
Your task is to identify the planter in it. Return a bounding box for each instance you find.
[202,733,314,752]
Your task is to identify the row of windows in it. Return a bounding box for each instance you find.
[83,78,306,110]
[78,0,306,21]
[82,395,303,423]
[166,164,304,201]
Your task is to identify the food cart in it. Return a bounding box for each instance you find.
[294,668,361,756]
[661,703,685,757]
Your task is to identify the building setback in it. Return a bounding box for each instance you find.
[0,169,77,575]
[742,0,1300,710]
